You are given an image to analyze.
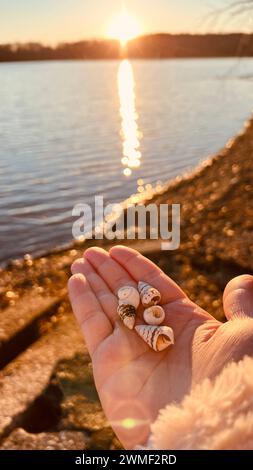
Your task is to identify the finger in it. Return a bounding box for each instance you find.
[71,257,118,324]
[68,273,113,356]
[110,245,186,304]
[223,274,253,320]
[84,247,136,295]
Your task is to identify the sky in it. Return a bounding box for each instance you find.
[0,0,252,45]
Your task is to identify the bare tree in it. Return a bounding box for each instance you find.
[202,0,253,29]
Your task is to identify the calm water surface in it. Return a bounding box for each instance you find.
[0,58,253,264]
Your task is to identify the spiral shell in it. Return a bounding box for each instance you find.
[117,303,136,330]
[135,325,174,351]
[117,286,140,309]
[143,305,165,326]
[138,281,161,308]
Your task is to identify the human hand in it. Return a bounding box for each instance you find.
[68,245,253,448]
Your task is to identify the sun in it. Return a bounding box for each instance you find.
[107,10,141,46]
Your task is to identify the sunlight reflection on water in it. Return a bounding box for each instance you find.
[118,60,142,177]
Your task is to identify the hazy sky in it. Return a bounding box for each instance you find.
[0,0,251,44]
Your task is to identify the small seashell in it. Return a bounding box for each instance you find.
[117,303,136,330]
[143,305,165,326]
[117,286,140,309]
[138,281,161,308]
[135,325,174,351]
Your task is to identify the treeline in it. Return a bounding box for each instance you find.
[0,40,120,62]
[128,33,253,58]
[1,34,253,62]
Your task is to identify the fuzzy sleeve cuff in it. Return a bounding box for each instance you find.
[148,356,253,450]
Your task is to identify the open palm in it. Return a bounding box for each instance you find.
[68,245,253,449]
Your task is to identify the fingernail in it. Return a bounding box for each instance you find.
[68,274,86,301]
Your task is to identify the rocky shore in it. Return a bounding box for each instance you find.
[0,117,253,449]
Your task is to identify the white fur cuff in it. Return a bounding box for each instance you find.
[148,356,253,450]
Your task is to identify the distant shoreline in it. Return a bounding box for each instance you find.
[2,56,253,64]
[1,33,253,62]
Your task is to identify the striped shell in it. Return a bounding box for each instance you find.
[135,325,174,351]
[138,281,161,308]
[143,305,165,326]
[117,303,136,330]
[117,286,140,309]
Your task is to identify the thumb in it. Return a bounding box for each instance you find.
[223,275,253,320]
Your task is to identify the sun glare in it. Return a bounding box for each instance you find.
[107,10,141,46]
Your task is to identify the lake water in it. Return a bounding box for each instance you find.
[0,58,253,264]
